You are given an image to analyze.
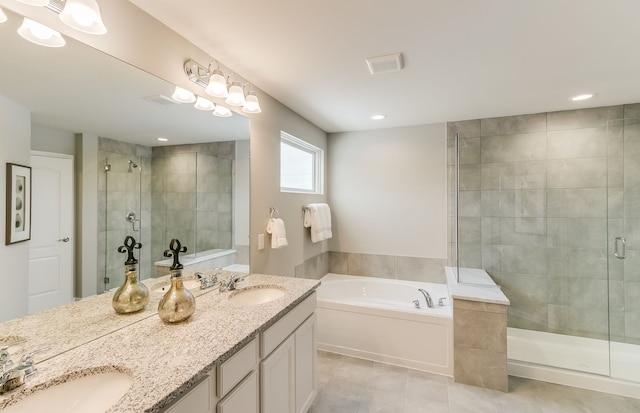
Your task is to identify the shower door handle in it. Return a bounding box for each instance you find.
[614,237,626,259]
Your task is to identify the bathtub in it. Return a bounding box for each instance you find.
[154,249,239,277]
[316,273,453,376]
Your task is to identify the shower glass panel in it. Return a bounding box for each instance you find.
[451,107,640,384]
[608,116,640,383]
[102,155,151,292]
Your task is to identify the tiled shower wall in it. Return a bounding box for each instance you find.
[448,103,640,345]
[151,142,234,264]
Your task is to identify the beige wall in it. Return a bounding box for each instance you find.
[327,123,447,258]
[31,125,76,156]
[0,95,31,321]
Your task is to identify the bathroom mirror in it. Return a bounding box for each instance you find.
[0,7,250,352]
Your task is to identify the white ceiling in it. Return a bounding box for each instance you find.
[129,0,640,133]
[0,8,249,146]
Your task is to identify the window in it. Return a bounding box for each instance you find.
[280,131,324,194]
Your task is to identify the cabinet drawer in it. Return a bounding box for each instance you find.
[217,337,258,398]
[261,292,316,358]
[217,370,258,413]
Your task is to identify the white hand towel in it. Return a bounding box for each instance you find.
[266,218,288,249]
[303,203,332,243]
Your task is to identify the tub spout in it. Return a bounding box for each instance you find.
[417,288,433,308]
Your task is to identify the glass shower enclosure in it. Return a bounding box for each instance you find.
[449,105,640,386]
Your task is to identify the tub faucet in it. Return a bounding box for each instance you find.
[417,288,434,308]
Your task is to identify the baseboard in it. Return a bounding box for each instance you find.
[508,360,640,400]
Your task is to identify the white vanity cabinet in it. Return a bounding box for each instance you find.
[161,291,317,413]
[260,293,317,413]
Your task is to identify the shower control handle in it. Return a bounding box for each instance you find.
[614,237,626,260]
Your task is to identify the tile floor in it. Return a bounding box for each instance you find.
[309,351,640,413]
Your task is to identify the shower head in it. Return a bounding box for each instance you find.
[128,160,138,172]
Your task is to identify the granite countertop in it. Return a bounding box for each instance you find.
[0,273,320,412]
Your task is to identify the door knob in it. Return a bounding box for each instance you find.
[58,237,70,242]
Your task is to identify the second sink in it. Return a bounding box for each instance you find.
[228,286,286,306]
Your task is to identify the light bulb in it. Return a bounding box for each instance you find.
[171,86,196,103]
[17,18,66,47]
[59,0,107,35]
[205,71,228,98]
[225,82,246,107]
[213,105,232,118]
[194,96,215,111]
[242,92,262,114]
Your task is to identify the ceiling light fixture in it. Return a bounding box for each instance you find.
[171,86,196,103]
[157,138,168,142]
[17,17,65,47]
[570,93,595,102]
[370,114,387,120]
[16,0,49,6]
[0,7,7,24]
[58,0,107,35]
[194,96,215,111]
[184,59,261,115]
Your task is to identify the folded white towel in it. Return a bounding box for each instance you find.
[266,218,288,249]
[303,203,332,243]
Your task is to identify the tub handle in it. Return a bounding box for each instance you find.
[438,297,447,306]
[413,300,420,309]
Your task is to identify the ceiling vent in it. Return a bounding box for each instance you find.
[366,53,404,75]
[143,95,179,105]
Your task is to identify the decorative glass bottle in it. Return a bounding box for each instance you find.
[158,239,196,323]
[112,235,149,314]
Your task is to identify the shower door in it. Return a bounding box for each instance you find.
[608,115,640,383]
[102,155,151,292]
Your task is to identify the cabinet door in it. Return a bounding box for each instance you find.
[261,334,295,413]
[217,371,258,413]
[295,314,317,413]
[164,375,211,413]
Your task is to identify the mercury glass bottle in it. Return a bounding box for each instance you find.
[112,236,149,314]
[158,239,196,323]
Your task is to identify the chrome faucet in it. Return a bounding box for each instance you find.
[417,288,434,308]
[220,273,249,292]
[195,267,222,290]
[1,347,49,394]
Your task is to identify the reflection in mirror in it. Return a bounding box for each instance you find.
[0,6,250,351]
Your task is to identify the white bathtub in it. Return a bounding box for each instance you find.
[154,249,239,277]
[316,273,453,376]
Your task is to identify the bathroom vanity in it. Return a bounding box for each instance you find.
[0,273,319,413]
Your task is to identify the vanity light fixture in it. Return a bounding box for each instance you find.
[194,96,215,111]
[242,88,262,114]
[171,86,196,103]
[570,93,594,102]
[213,105,232,118]
[16,0,49,6]
[58,0,107,35]
[17,17,65,47]
[0,7,8,24]
[184,59,261,115]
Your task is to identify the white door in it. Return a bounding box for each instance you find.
[28,152,74,314]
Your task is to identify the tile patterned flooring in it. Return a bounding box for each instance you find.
[309,351,640,413]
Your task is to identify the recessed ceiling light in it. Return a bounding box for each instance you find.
[157,137,168,142]
[370,114,387,120]
[570,93,594,102]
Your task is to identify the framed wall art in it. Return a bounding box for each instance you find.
[5,163,31,245]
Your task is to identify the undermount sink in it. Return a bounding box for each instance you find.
[2,371,132,413]
[152,277,201,293]
[228,286,286,306]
